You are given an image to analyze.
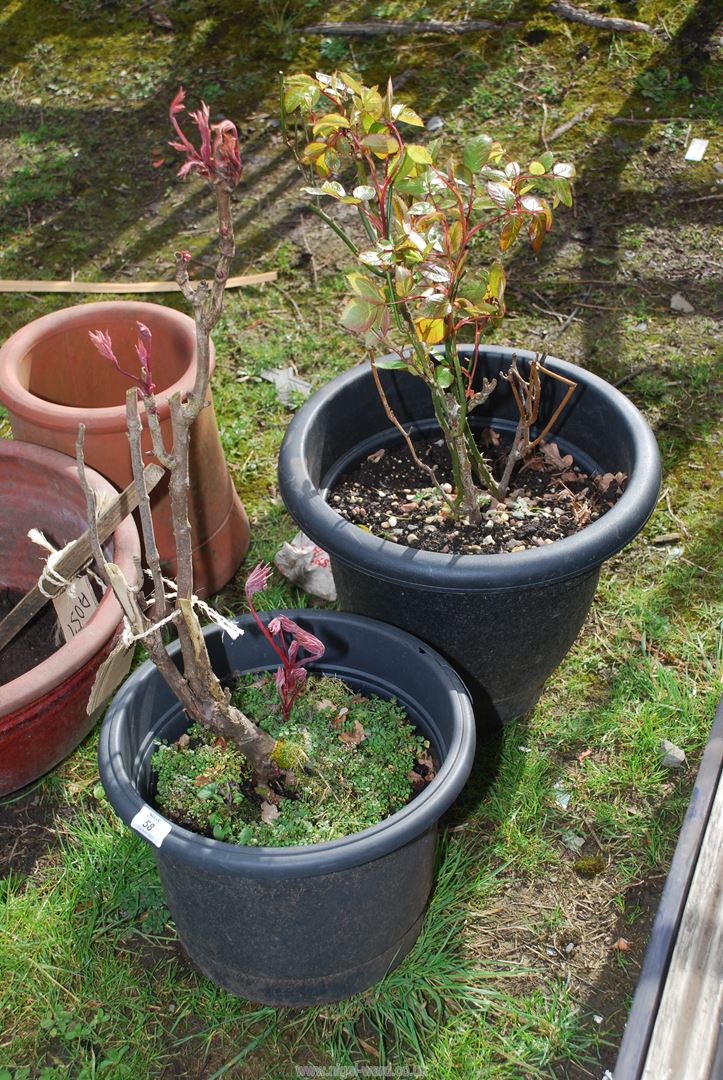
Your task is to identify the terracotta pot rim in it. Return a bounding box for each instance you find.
[0,300,215,432]
[0,440,142,718]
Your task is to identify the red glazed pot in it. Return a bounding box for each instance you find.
[0,300,249,598]
[0,441,141,796]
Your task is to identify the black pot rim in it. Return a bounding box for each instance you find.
[99,610,475,878]
[279,345,661,591]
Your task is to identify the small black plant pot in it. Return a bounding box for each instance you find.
[98,610,475,1006]
[278,346,661,727]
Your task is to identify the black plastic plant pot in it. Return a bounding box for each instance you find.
[98,610,475,1007]
[278,346,661,727]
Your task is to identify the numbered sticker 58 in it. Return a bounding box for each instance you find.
[130,805,172,848]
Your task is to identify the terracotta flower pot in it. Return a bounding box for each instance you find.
[0,300,249,598]
[0,441,141,796]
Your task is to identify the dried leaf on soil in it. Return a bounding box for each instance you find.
[541,441,574,471]
[338,719,367,746]
[260,801,280,824]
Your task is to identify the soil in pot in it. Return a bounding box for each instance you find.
[0,588,62,685]
[153,672,436,847]
[332,434,627,557]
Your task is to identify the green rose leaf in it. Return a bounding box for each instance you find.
[463,134,492,172]
[486,182,516,210]
[375,356,409,369]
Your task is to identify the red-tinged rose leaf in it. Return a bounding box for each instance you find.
[612,937,631,952]
[260,801,280,824]
[339,720,367,746]
[528,214,546,252]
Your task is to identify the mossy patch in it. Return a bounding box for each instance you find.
[153,673,429,847]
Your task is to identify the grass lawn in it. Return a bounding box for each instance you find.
[0,1,721,1077]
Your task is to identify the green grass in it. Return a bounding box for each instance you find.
[1,0,722,1075]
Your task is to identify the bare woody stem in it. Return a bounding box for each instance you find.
[125,389,167,619]
[370,357,456,513]
[75,424,109,588]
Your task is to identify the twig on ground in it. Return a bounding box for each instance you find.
[299,19,517,37]
[613,363,656,389]
[274,283,310,329]
[664,488,691,539]
[548,106,595,143]
[549,1,653,33]
[540,99,550,150]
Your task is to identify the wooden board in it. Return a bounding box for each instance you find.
[0,271,277,294]
[615,698,723,1079]
[641,770,723,1078]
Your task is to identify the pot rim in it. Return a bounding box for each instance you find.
[0,300,214,433]
[99,610,476,878]
[0,441,141,718]
[279,345,661,591]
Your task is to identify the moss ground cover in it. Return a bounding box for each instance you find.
[0,1,721,1076]
[154,674,428,847]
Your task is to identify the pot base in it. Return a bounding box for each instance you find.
[99,611,475,1005]
[160,828,435,1006]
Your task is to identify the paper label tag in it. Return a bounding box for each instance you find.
[86,637,135,715]
[684,138,708,162]
[52,574,99,642]
[130,806,172,848]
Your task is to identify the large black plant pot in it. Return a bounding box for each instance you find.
[98,610,475,1006]
[278,346,661,727]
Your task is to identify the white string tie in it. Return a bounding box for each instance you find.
[29,529,79,599]
[137,571,244,642]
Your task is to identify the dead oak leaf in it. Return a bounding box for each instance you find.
[415,752,436,780]
[260,801,280,824]
[612,937,631,952]
[338,720,367,747]
[407,770,427,795]
[596,471,627,495]
[481,426,501,448]
[330,706,349,728]
[541,441,574,472]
